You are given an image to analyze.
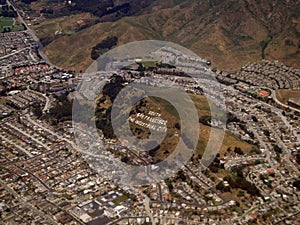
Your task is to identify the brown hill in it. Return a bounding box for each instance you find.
[27,0,299,72]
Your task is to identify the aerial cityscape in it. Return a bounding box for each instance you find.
[0,0,299,225]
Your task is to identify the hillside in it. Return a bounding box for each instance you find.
[93,73,255,163]
[21,0,300,72]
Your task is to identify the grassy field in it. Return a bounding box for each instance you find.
[196,124,255,157]
[191,94,255,156]
[112,195,128,205]
[32,12,97,40]
[0,17,26,33]
[190,94,212,117]
[0,17,13,32]
[11,24,25,32]
[0,18,13,26]
[139,60,157,69]
[275,89,300,105]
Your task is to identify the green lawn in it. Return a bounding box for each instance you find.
[0,17,26,33]
[0,17,13,32]
[137,60,157,69]
[11,24,25,32]
[0,17,13,26]
[65,30,75,35]
[112,195,128,205]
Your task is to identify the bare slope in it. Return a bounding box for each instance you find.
[28,0,299,71]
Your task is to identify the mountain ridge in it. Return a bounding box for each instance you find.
[24,0,300,72]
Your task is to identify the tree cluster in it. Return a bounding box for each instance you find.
[48,93,72,123]
[293,180,300,191]
[94,75,125,139]
[234,147,244,155]
[20,0,38,4]
[224,166,260,196]
[1,5,17,17]
[91,36,118,60]
[199,115,211,126]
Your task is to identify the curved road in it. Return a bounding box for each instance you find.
[270,89,300,113]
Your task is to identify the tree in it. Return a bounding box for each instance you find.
[176,170,186,182]
[293,180,300,191]
[223,166,260,196]
[273,144,282,154]
[32,106,43,118]
[216,181,231,192]
[165,179,173,192]
[91,36,118,60]
[121,156,129,163]
[234,147,244,155]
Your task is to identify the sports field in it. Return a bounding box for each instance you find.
[258,89,270,97]
[0,17,26,33]
[0,17,13,32]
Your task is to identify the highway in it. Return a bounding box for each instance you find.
[7,0,61,69]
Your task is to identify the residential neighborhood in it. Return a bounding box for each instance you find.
[0,1,299,225]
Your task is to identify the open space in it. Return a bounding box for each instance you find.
[275,89,300,105]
